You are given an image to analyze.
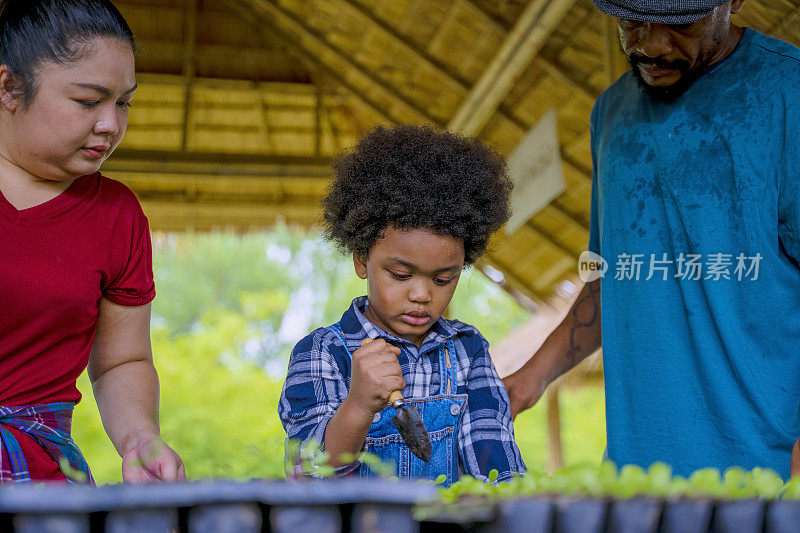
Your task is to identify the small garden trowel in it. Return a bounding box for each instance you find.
[362,338,432,462]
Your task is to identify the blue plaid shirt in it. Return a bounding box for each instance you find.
[279,296,525,483]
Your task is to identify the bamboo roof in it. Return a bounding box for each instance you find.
[104,0,800,303]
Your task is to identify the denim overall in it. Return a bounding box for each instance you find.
[328,324,468,487]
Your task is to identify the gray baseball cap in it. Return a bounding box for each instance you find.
[593,0,731,24]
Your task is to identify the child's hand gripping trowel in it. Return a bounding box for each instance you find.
[362,338,432,463]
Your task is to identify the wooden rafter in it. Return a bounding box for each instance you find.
[104,150,332,231]
[315,79,323,156]
[448,0,579,135]
[462,0,600,103]
[538,56,600,100]
[334,0,472,92]
[323,95,342,153]
[337,0,598,124]
[557,7,599,52]
[257,101,274,153]
[223,0,439,125]
[180,0,198,152]
[770,3,800,37]
[524,221,579,261]
[141,201,321,232]
[482,253,550,302]
[604,15,628,85]
[104,149,331,178]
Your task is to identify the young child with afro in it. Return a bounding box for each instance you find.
[279,124,525,485]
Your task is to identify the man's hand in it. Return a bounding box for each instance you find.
[348,338,404,415]
[121,430,186,483]
[792,437,800,477]
[503,366,546,420]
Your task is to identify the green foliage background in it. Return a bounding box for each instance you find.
[71,229,606,484]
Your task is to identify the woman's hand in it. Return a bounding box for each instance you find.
[121,430,186,483]
[791,437,800,477]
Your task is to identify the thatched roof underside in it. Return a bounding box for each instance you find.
[105,0,800,303]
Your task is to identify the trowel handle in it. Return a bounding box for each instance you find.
[361,338,406,408]
[388,390,405,408]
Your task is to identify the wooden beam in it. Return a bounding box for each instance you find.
[536,254,578,293]
[223,0,440,125]
[461,0,600,101]
[141,200,320,232]
[545,387,564,472]
[334,0,472,91]
[333,94,366,138]
[323,96,342,153]
[448,0,579,135]
[136,73,321,96]
[257,101,274,152]
[556,7,598,52]
[134,186,322,205]
[770,4,800,38]
[315,79,323,156]
[524,221,580,261]
[426,0,462,55]
[603,14,628,85]
[110,151,328,232]
[181,0,198,151]
[483,252,549,303]
[538,56,600,100]
[333,0,599,146]
[220,1,391,124]
[105,149,331,178]
[337,0,597,125]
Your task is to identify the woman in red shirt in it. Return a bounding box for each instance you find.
[0,0,184,483]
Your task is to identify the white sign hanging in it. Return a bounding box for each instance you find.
[505,109,565,235]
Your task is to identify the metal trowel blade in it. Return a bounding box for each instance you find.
[392,404,432,463]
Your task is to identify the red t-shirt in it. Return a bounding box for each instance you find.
[0,172,155,481]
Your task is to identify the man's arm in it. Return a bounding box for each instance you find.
[502,279,601,418]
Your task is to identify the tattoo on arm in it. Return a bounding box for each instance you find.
[565,282,600,367]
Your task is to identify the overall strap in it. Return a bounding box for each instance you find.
[438,338,459,395]
[0,403,93,485]
[326,323,354,358]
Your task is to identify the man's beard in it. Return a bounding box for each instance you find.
[627,54,702,104]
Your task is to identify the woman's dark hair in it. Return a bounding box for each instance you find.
[0,0,136,107]
[322,124,513,265]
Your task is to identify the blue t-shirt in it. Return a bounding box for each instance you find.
[589,28,800,479]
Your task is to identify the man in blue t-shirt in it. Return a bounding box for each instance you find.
[504,0,800,479]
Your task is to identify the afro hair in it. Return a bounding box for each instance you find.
[322,124,513,265]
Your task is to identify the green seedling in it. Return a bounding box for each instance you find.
[57,457,87,484]
[781,476,800,500]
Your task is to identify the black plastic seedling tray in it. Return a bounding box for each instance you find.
[1,480,799,532]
